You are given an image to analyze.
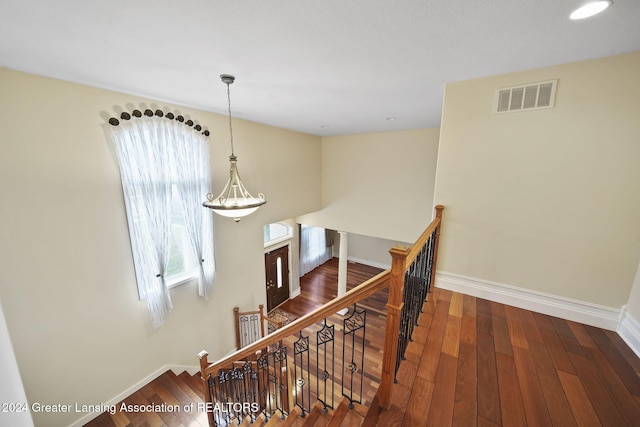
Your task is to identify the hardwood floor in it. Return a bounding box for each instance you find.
[370,288,640,426]
[285,258,640,426]
[85,258,640,426]
[278,258,387,318]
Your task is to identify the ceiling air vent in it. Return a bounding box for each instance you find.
[495,79,557,114]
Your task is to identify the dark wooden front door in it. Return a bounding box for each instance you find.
[265,246,290,312]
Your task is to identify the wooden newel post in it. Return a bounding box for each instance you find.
[379,244,410,409]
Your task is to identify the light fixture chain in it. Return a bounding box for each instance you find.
[226,82,235,156]
[203,73,266,221]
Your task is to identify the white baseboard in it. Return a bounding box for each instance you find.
[68,364,200,427]
[618,309,640,358]
[435,271,621,331]
[347,256,390,270]
[290,287,301,299]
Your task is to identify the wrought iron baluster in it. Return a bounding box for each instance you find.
[416,242,428,305]
[316,319,335,412]
[273,345,289,418]
[267,352,279,418]
[230,366,244,423]
[242,360,259,423]
[342,304,366,408]
[426,229,437,294]
[412,269,422,331]
[216,370,232,425]
[395,271,412,378]
[293,332,311,416]
[257,352,272,420]
[249,313,260,344]
[207,374,221,426]
[405,265,418,340]
[395,230,438,378]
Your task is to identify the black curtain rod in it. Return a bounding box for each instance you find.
[108,109,210,137]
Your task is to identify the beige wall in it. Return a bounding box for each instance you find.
[340,233,411,269]
[434,52,640,308]
[0,69,321,426]
[297,128,440,243]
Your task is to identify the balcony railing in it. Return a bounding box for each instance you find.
[198,205,444,425]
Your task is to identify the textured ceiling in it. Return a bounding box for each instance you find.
[1,0,638,136]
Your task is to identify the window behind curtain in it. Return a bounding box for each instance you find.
[166,186,199,284]
[108,115,215,327]
[299,224,332,276]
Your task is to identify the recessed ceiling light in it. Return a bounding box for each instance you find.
[320,125,330,129]
[570,0,612,20]
[385,117,397,121]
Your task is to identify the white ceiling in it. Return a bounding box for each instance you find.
[1,0,638,136]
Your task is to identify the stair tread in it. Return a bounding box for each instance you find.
[264,406,302,427]
[301,401,326,427]
[88,410,117,427]
[139,371,207,426]
[107,408,132,427]
[342,410,365,427]
[157,371,195,406]
[182,371,207,400]
[241,412,267,426]
[325,398,350,427]
[170,371,212,426]
[361,393,383,426]
[177,371,205,402]
[122,390,165,427]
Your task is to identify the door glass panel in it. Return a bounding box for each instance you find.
[277,257,283,288]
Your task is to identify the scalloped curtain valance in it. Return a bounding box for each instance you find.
[108,108,211,137]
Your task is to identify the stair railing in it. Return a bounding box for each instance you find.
[378,204,444,408]
[198,205,444,424]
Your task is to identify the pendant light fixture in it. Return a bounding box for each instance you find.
[203,74,266,222]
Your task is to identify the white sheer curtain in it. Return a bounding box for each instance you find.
[110,118,173,327]
[109,117,215,327]
[299,225,332,276]
[170,122,215,299]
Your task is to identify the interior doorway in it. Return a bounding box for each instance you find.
[265,245,290,312]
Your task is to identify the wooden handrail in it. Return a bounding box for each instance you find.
[199,269,390,375]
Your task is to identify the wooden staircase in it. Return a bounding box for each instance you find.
[253,399,366,427]
[85,369,208,426]
[84,369,366,426]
